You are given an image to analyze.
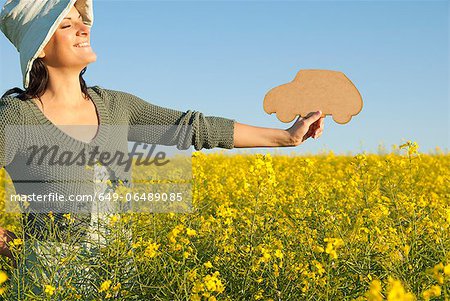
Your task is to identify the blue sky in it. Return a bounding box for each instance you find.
[1,0,448,155]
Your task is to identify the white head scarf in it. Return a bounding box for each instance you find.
[0,0,94,89]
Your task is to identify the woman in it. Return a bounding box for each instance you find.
[0,0,324,295]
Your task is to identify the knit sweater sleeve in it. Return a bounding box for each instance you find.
[0,96,23,168]
[102,88,235,151]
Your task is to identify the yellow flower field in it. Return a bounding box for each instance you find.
[0,142,449,300]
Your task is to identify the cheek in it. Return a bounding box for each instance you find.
[45,33,73,58]
[56,35,74,52]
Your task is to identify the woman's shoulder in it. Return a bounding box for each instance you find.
[88,85,137,99]
[88,85,147,110]
[0,90,27,111]
[0,92,26,125]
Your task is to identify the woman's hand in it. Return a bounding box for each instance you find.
[0,226,17,260]
[233,110,325,148]
[286,111,324,146]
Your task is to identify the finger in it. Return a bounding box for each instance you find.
[316,117,324,129]
[303,111,322,127]
[307,120,318,134]
[303,132,314,142]
[314,129,323,139]
[312,118,324,133]
[300,111,317,120]
[310,118,322,133]
[315,116,324,127]
[303,126,316,142]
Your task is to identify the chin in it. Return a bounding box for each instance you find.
[79,60,95,71]
[79,55,97,67]
[87,55,97,64]
[74,49,97,63]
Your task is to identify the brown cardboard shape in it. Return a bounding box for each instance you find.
[263,69,363,124]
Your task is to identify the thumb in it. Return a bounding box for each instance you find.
[303,111,322,126]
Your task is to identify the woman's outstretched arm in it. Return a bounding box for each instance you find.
[93,87,324,150]
[233,111,324,148]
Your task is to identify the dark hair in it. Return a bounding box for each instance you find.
[1,58,91,106]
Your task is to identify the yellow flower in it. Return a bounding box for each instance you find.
[312,260,325,275]
[192,281,204,294]
[202,271,224,293]
[241,245,251,253]
[187,268,198,281]
[403,245,410,257]
[9,238,23,248]
[0,143,449,299]
[109,214,119,226]
[186,228,197,237]
[432,263,444,284]
[444,264,450,276]
[202,292,211,298]
[131,237,143,249]
[63,213,74,224]
[324,238,344,259]
[112,283,121,292]
[273,263,280,277]
[44,284,56,296]
[48,211,54,222]
[386,277,415,301]
[399,140,419,157]
[258,247,271,263]
[422,285,441,301]
[0,271,8,285]
[204,261,213,269]
[190,294,201,301]
[168,224,185,245]
[99,280,112,292]
[365,279,382,301]
[313,245,325,253]
[274,249,283,259]
[204,277,217,292]
[144,242,160,258]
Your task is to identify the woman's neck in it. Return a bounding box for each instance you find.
[40,69,88,105]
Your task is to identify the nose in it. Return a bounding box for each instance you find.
[76,21,90,36]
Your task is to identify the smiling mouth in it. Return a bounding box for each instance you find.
[74,42,90,47]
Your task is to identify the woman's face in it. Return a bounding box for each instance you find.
[39,5,96,70]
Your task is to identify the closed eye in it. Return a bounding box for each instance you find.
[61,20,88,29]
[62,13,83,27]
